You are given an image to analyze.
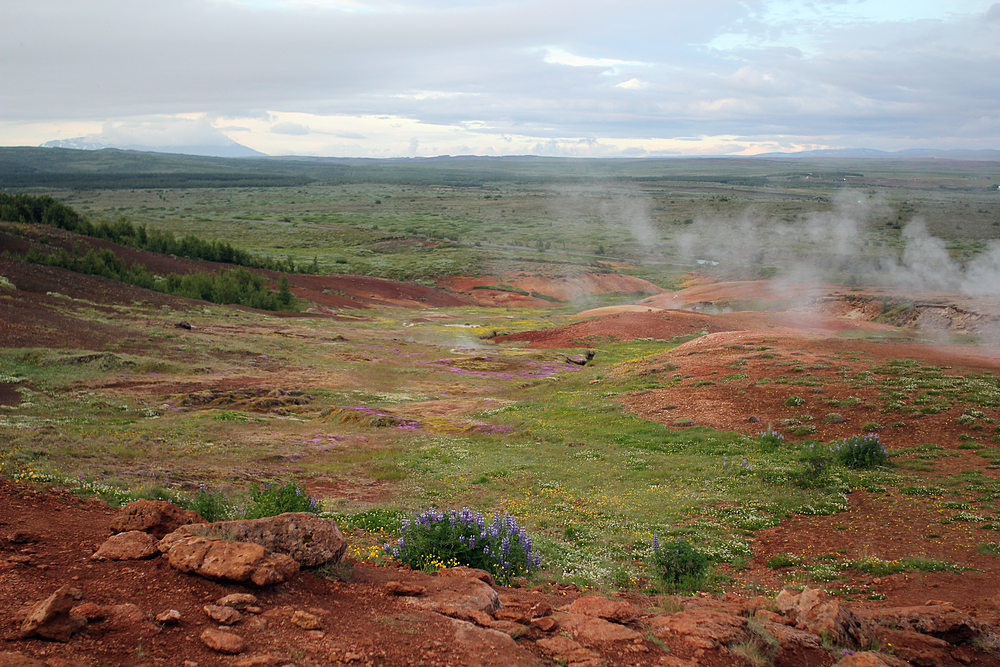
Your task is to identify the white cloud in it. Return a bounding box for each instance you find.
[270,122,311,135]
[0,0,997,156]
[615,78,650,90]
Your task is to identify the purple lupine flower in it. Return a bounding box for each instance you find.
[652,533,660,552]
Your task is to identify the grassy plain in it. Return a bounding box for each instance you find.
[3,151,1000,595]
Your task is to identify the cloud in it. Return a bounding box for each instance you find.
[1,0,998,156]
[615,78,650,90]
[270,121,311,135]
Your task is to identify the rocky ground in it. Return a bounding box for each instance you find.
[5,222,1000,665]
[3,479,1000,667]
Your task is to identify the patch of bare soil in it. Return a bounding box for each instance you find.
[439,269,664,307]
[495,309,734,348]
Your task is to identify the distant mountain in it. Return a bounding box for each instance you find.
[754,148,1000,160]
[41,138,266,158]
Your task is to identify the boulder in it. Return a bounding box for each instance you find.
[91,530,159,561]
[872,628,950,667]
[834,651,909,667]
[19,585,86,642]
[553,612,643,644]
[776,587,867,647]
[163,534,299,586]
[109,500,204,538]
[398,570,500,618]
[536,634,604,667]
[856,604,995,645]
[559,595,640,624]
[167,512,345,567]
[649,609,748,650]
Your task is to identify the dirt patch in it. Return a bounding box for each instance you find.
[494,309,734,348]
[0,383,21,407]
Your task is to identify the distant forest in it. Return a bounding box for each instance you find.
[1,193,296,311]
[0,192,312,274]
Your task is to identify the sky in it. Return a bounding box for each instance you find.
[2,0,999,158]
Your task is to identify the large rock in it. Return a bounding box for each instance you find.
[161,534,299,586]
[776,587,867,647]
[109,500,204,538]
[167,513,345,567]
[559,596,641,624]
[91,530,159,561]
[834,651,909,667]
[856,603,995,645]
[398,568,500,618]
[19,585,86,642]
[649,609,749,650]
[553,612,643,644]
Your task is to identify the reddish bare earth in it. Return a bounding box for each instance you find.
[5,225,1000,665]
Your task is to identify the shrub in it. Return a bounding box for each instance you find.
[241,481,320,519]
[783,395,806,407]
[766,554,801,569]
[384,508,541,584]
[830,434,888,469]
[754,430,785,452]
[650,534,709,591]
[189,485,231,522]
[791,455,832,489]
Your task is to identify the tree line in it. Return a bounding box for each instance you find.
[0,192,315,274]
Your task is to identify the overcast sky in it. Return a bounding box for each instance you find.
[2,0,998,157]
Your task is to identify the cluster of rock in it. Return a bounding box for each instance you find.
[382,577,999,667]
[12,499,346,661]
[8,498,1000,666]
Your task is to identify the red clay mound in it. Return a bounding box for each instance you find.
[494,309,734,348]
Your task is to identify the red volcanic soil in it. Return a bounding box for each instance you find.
[495,309,735,348]
[439,270,664,307]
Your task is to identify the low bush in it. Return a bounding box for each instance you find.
[830,434,888,469]
[240,481,320,519]
[650,535,709,591]
[190,485,231,522]
[754,430,785,452]
[384,508,541,584]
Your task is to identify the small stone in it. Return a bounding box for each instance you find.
[155,609,182,625]
[204,605,241,626]
[531,617,558,632]
[72,603,105,621]
[19,585,86,642]
[217,594,258,610]
[291,610,321,631]
[200,628,245,654]
[385,581,426,596]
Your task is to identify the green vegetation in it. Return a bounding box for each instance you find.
[3,153,1000,595]
[23,246,296,311]
[385,508,540,584]
[650,535,710,592]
